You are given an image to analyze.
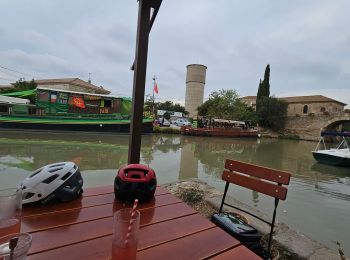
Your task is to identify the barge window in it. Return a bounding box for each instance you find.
[0,105,8,113]
[104,99,112,108]
[38,91,49,101]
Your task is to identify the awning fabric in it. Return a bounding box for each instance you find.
[2,89,36,97]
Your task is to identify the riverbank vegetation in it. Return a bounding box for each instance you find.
[256,65,288,130]
[194,64,288,132]
[197,89,257,124]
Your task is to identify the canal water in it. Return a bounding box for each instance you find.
[0,131,349,255]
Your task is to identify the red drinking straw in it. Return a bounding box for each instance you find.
[124,199,138,246]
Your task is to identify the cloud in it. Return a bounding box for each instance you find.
[0,49,74,77]
[0,0,349,108]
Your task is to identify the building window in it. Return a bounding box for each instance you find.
[303,105,308,114]
[38,91,49,102]
[320,107,326,112]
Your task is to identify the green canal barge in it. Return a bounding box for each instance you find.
[0,87,153,133]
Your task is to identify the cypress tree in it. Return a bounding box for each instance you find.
[256,64,270,111]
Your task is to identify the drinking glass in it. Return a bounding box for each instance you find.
[0,189,22,237]
[0,233,32,260]
[111,208,140,260]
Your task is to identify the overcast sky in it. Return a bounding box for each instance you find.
[0,0,349,107]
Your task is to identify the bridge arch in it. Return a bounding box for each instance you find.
[323,118,350,132]
[284,112,350,140]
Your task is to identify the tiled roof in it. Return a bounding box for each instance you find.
[241,95,346,106]
[241,96,257,100]
[34,78,110,94]
[279,95,347,106]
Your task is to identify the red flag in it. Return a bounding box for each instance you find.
[154,83,159,94]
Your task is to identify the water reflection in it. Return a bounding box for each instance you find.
[0,131,350,254]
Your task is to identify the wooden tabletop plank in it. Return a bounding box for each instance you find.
[28,203,197,255]
[209,245,262,260]
[27,214,216,260]
[23,186,168,217]
[83,186,168,197]
[22,194,182,233]
[137,227,240,260]
[25,186,260,260]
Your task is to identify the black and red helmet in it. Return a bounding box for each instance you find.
[114,164,157,202]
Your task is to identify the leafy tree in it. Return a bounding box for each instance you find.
[256,96,288,129]
[157,101,188,115]
[144,95,155,116]
[256,64,270,112]
[143,99,189,117]
[163,111,171,120]
[0,78,37,103]
[197,89,257,124]
[0,78,37,94]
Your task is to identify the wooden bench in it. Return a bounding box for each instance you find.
[218,159,291,259]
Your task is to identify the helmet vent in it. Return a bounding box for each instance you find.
[61,172,72,181]
[23,192,35,199]
[42,174,59,184]
[30,169,42,178]
[50,163,65,167]
[49,167,64,173]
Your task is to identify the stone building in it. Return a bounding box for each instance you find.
[241,95,347,116]
[2,78,110,95]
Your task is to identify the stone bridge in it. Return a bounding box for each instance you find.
[283,112,350,141]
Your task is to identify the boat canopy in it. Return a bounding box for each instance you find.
[321,131,350,137]
[212,119,246,126]
[0,95,30,104]
[1,89,36,97]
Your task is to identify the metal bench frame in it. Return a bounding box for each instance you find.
[218,159,291,259]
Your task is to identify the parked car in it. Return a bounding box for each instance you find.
[175,118,191,126]
[162,118,170,127]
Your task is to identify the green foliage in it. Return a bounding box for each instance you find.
[256,96,288,129]
[0,78,37,94]
[256,64,270,112]
[157,101,189,115]
[0,78,37,103]
[343,123,350,131]
[163,111,171,120]
[197,89,257,124]
[145,99,189,117]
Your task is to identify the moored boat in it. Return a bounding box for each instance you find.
[0,87,153,133]
[181,119,260,138]
[312,131,350,167]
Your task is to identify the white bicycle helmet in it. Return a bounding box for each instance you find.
[21,162,83,205]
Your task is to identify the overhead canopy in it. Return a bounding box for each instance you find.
[1,89,36,97]
[0,95,30,105]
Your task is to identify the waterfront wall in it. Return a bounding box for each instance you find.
[283,112,350,140]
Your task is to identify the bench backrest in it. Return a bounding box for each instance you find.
[219,159,292,259]
[223,159,291,200]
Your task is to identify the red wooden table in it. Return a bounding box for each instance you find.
[22,186,261,260]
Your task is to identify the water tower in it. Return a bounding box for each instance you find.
[185,64,207,118]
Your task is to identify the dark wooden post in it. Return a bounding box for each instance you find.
[128,0,151,164]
